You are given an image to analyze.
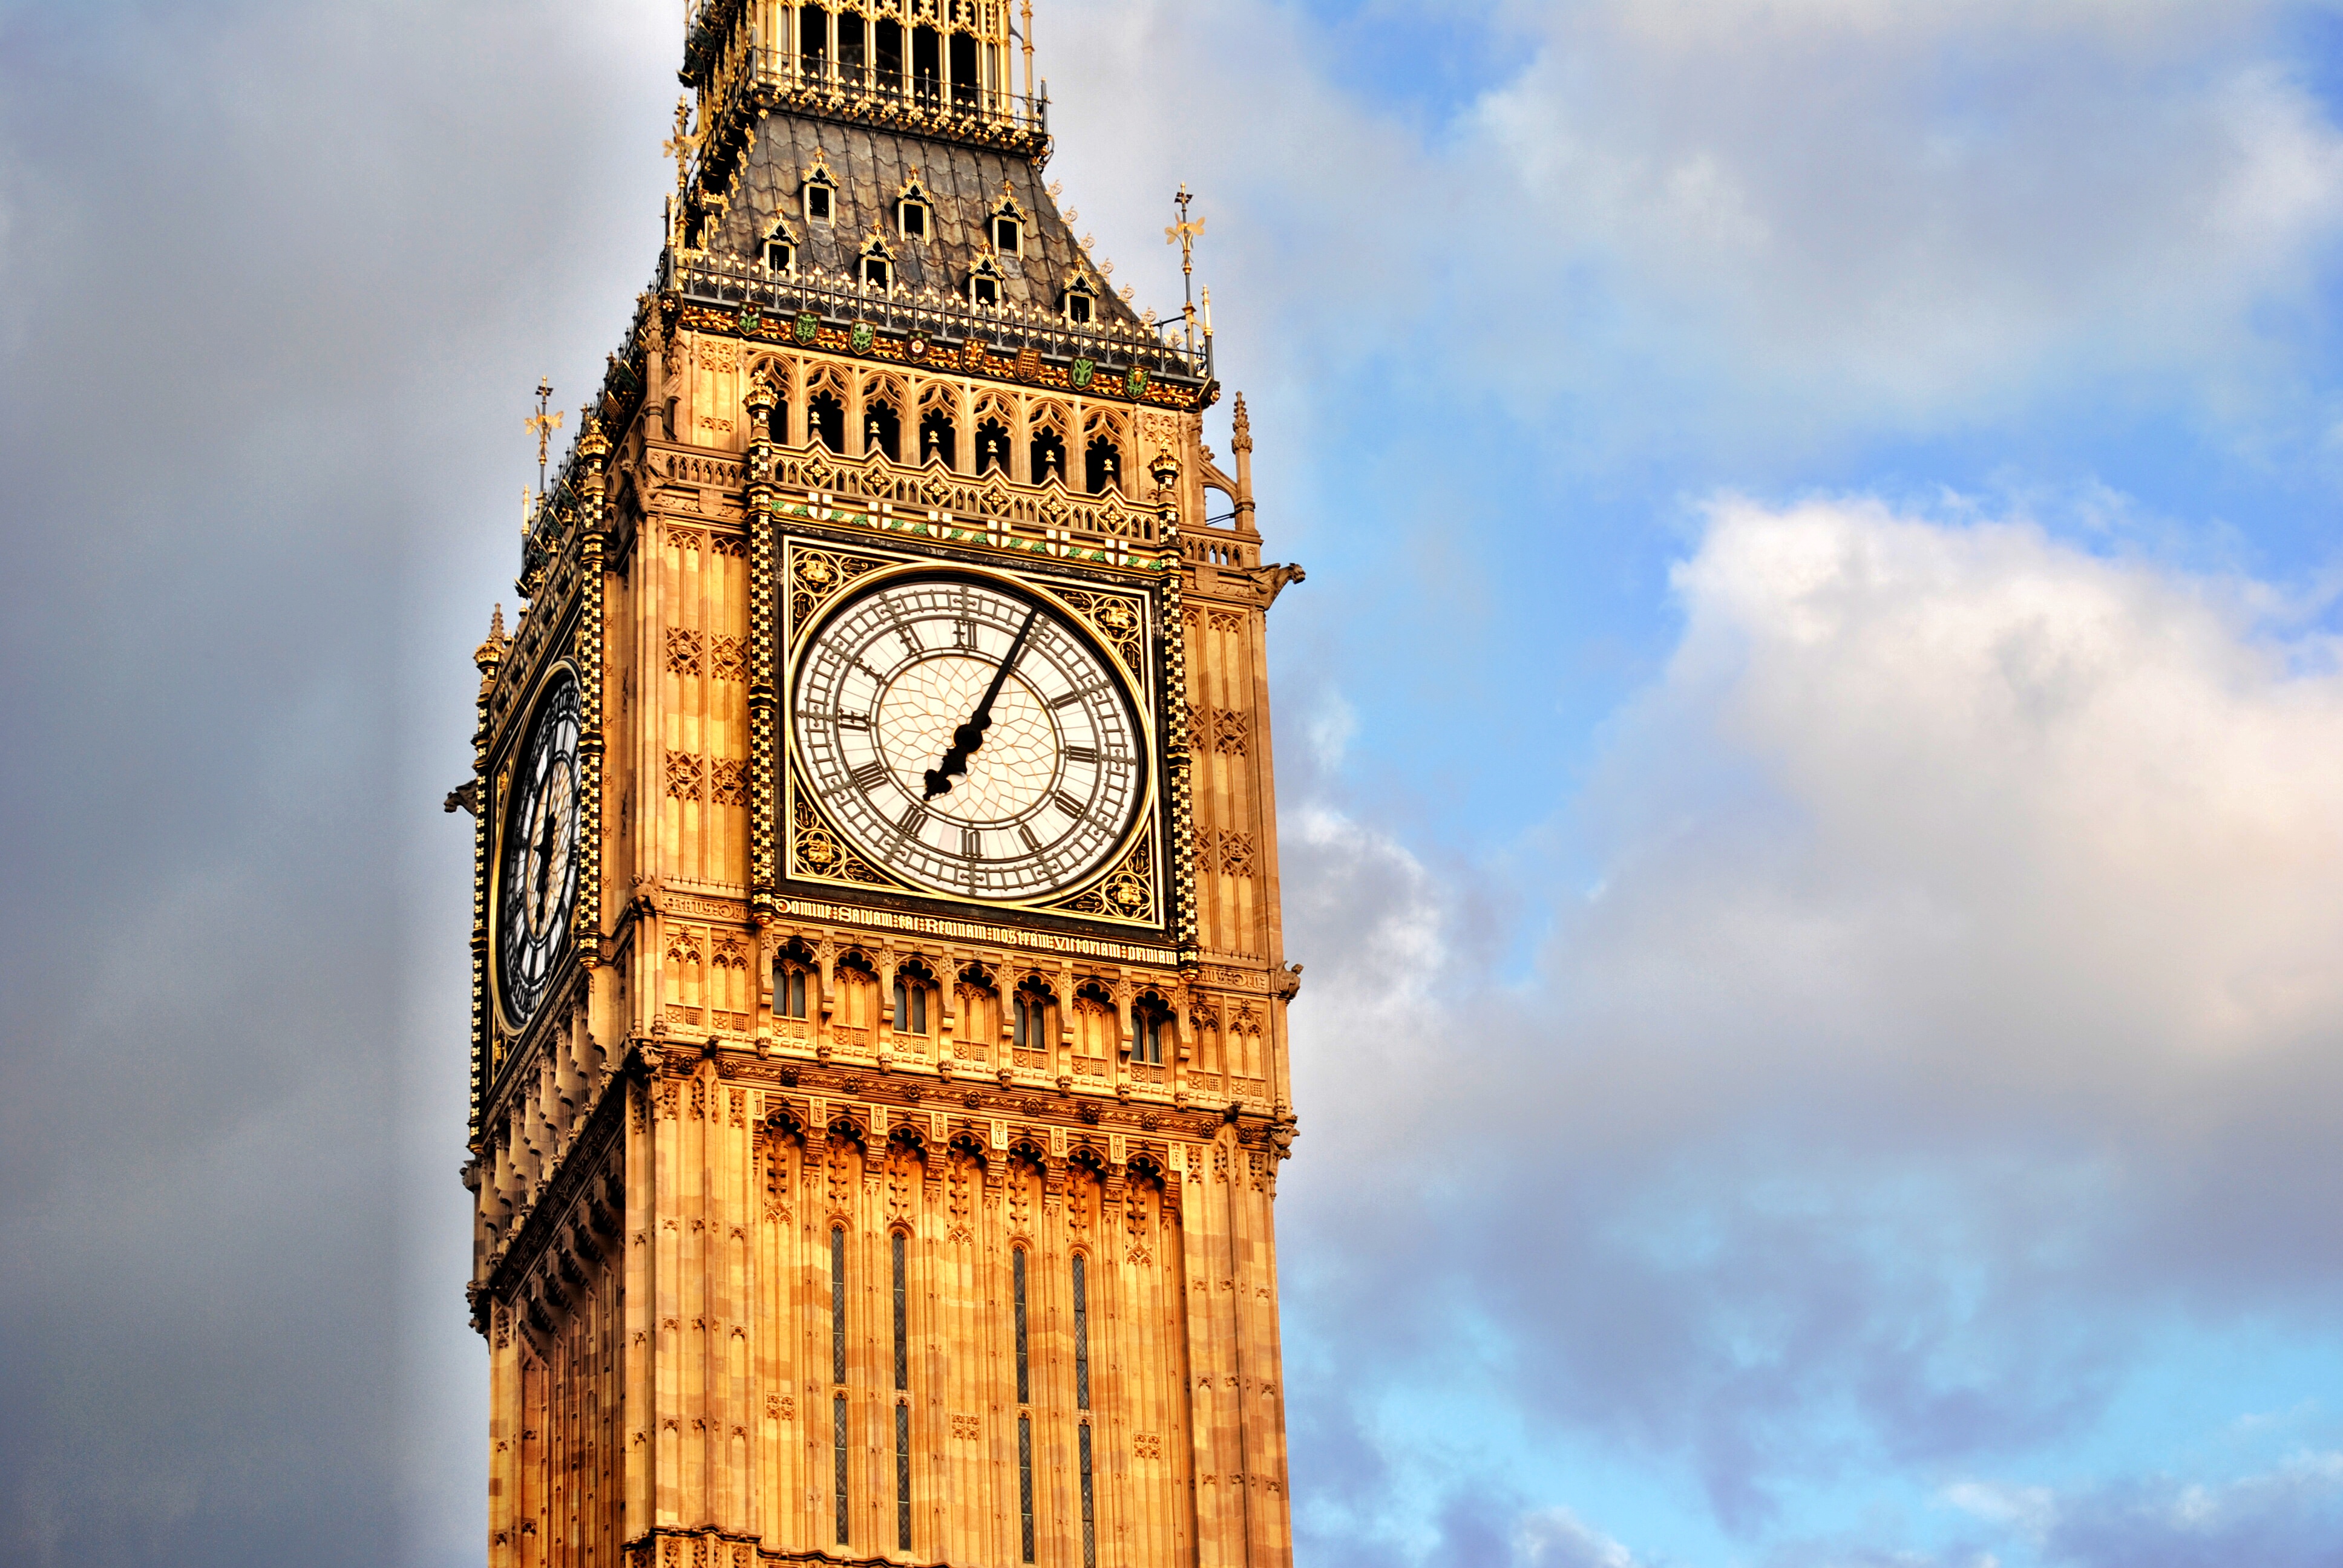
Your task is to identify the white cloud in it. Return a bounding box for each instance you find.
[1282,494,2343,1530]
[1517,1506,1644,1568]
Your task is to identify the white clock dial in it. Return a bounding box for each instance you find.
[793,575,1146,901]
[497,671,583,1027]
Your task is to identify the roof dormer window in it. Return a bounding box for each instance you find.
[968,253,1004,309]
[989,190,1026,258]
[897,177,931,242]
[1063,275,1098,325]
[803,160,837,225]
[764,218,799,274]
[859,232,897,292]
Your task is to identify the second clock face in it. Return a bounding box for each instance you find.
[497,670,582,1027]
[793,575,1146,902]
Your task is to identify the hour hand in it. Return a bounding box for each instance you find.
[924,719,988,799]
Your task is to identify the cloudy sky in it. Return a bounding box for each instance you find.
[5,1,2343,1565]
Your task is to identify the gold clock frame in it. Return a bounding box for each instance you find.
[487,658,586,1034]
[777,541,1167,930]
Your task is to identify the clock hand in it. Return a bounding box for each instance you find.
[926,604,1041,799]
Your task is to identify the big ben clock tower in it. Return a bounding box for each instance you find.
[454,5,1304,1566]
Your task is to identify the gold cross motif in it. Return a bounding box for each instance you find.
[525,377,563,497]
[1164,183,1206,271]
[661,96,703,189]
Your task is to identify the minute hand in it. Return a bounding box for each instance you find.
[925,605,1041,799]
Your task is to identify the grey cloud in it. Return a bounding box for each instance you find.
[2042,1455,2343,1567]
[0,1,670,1563]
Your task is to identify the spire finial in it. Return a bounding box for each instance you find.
[1166,185,1206,357]
[525,378,563,499]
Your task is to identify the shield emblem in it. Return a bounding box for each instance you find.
[1124,367,1149,399]
[1072,358,1095,389]
[851,321,874,354]
[738,305,762,335]
[793,311,819,345]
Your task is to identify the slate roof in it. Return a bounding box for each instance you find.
[707,113,1148,330]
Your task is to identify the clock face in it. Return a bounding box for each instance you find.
[497,671,583,1027]
[793,575,1147,902]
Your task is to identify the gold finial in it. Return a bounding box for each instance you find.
[1020,0,1035,100]
[1165,185,1206,355]
[525,377,563,497]
[661,96,702,192]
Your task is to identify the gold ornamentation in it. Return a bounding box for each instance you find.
[666,751,703,800]
[709,759,749,806]
[1050,584,1147,678]
[788,546,885,630]
[665,628,702,676]
[1044,831,1157,924]
[791,793,888,886]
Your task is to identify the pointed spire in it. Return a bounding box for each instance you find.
[475,603,508,673]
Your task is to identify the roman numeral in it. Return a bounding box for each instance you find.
[1066,745,1098,764]
[1049,688,1092,710]
[1017,823,1041,852]
[962,828,983,861]
[848,761,888,792]
[1053,789,1090,821]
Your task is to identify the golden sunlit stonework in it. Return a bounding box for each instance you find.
[453,5,1304,1565]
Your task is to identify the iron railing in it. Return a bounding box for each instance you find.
[663,248,1212,388]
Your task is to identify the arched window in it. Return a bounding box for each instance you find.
[892,965,931,1035]
[1029,426,1067,488]
[1084,434,1120,495]
[949,30,978,110]
[911,24,942,105]
[1133,996,1168,1067]
[865,400,901,462]
[837,8,867,85]
[775,962,809,1019]
[974,416,1011,477]
[859,235,895,291]
[833,953,877,1035]
[1070,983,1113,1072]
[799,4,831,80]
[1012,987,1048,1051]
[808,391,845,451]
[875,18,904,92]
[920,405,957,468]
[768,394,789,446]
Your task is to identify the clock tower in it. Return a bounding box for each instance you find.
[455,5,1304,1567]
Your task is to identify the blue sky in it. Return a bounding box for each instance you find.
[4,2,2343,1566]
